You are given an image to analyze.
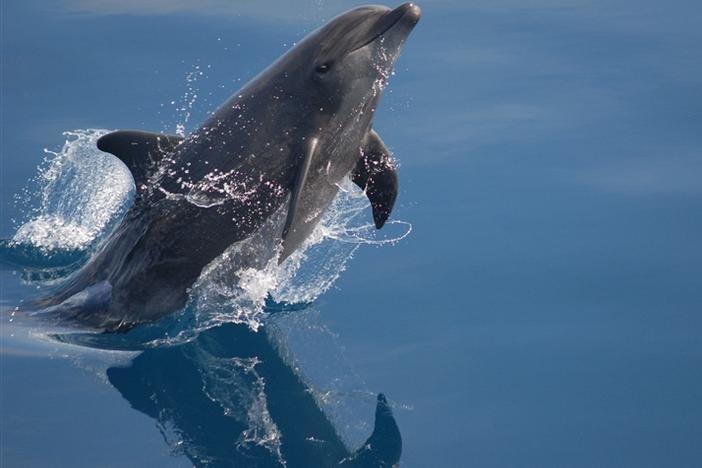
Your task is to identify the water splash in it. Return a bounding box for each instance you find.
[10,129,134,254]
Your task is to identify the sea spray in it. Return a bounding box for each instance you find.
[11,129,134,254]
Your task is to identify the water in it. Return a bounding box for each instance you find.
[2,1,702,467]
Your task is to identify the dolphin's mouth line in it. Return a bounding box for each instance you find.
[349,6,414,54]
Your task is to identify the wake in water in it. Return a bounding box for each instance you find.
[3,128,411,337]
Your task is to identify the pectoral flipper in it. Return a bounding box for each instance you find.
[351,129,398,229]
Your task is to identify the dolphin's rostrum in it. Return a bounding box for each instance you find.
[31,3,421,331]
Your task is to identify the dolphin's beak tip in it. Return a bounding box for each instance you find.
[401,2,422,23]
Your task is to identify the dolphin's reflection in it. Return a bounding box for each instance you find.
[106,322,401,467]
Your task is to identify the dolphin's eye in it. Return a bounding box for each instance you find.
[315,63,331,74]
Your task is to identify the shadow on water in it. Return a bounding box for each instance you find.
[99,322,401,468]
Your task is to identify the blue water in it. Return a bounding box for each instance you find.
[2,1,702,467]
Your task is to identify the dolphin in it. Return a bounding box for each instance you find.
[29,3,421,331]
[105,322,402,467]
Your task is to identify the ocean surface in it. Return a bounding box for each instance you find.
[2,0,702,467]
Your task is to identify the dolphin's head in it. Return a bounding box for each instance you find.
[309,3,421,73]
[308,3,421,114]
[272,3,421,133]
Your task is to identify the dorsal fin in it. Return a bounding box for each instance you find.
[97,130,184,190]
[351,129,398,229]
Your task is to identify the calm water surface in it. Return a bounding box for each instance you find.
[2,0,702,467]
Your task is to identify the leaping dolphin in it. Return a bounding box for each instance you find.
[30,3,421,331]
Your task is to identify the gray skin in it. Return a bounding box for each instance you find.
[35,3,421,331]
